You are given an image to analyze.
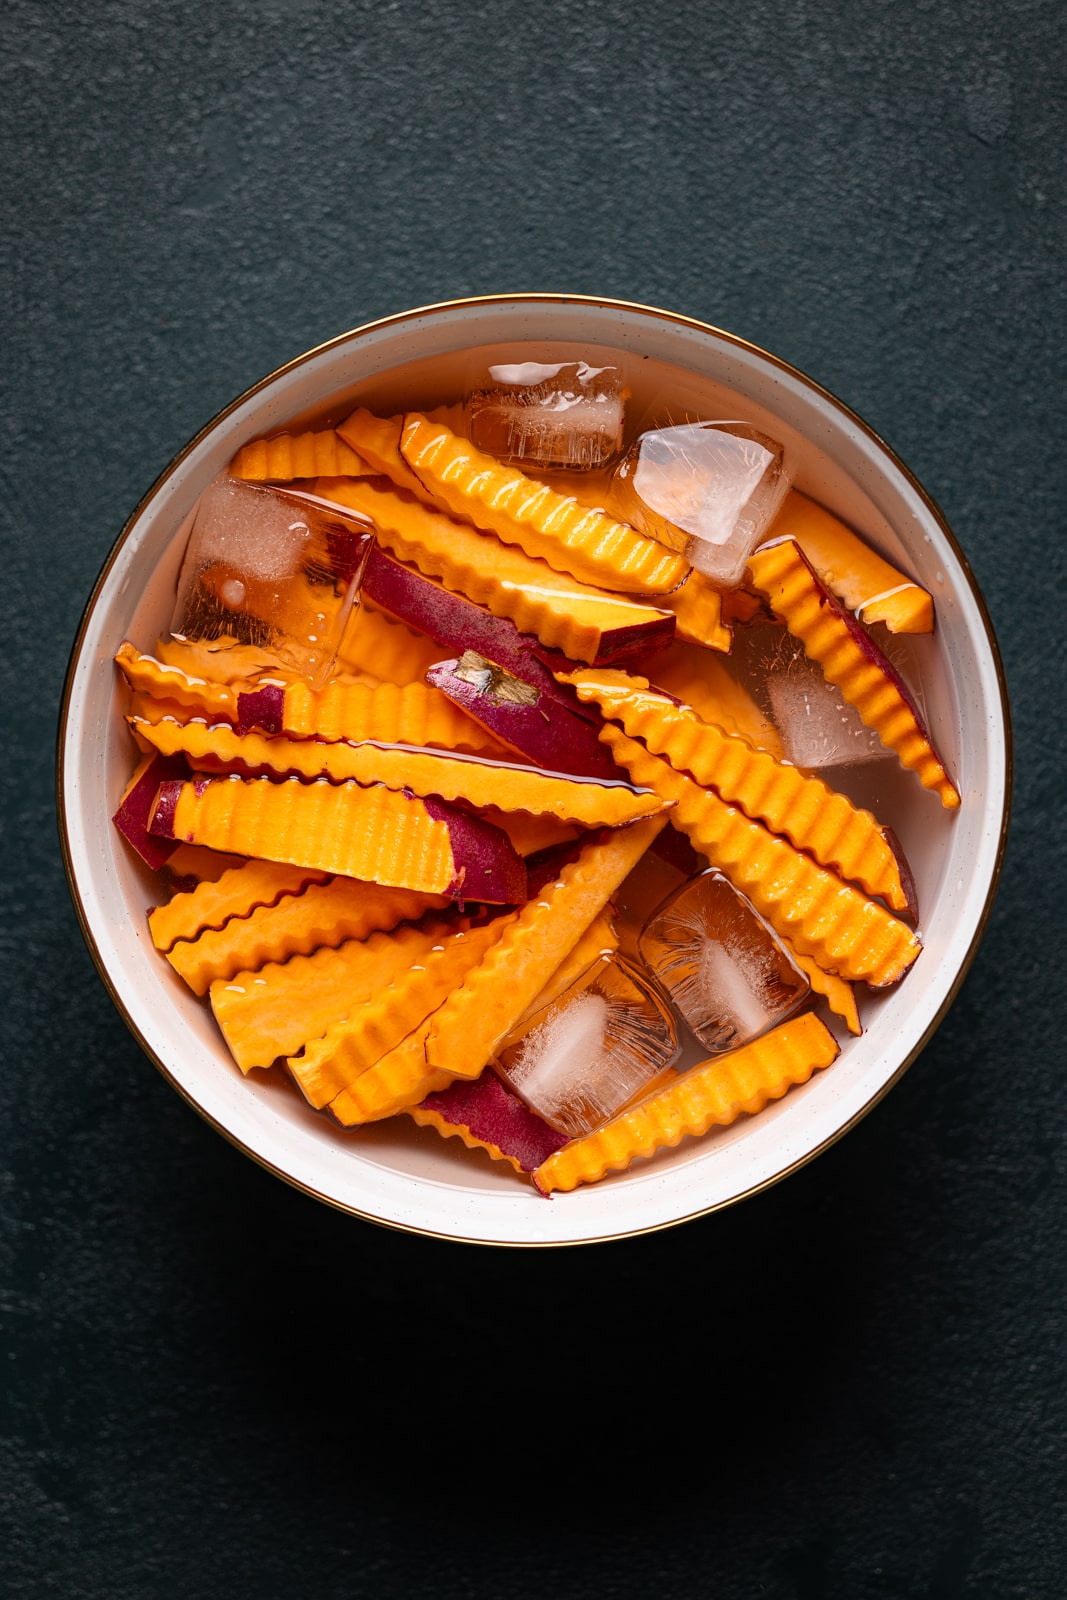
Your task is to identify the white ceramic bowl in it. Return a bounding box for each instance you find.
[58,295,1011,1246]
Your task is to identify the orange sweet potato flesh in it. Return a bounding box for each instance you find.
[210,916,460,1071]
[425,815,667,1080]
[229,429,369,482]
[334,408,433,499]
[643,639,784,757]
[600,726,922,988]
[115,642,240,720]
[562,668,915,914]
[771,490,934,634]
[148,858,330,953]
[398,414,688,596]
[534,1012,839,1193]
[655,571,731,652]
[334,601,444,685]
[250,676,504,755]
[746,539,959,808]
[164,877,448,994]
[315,475,675,664]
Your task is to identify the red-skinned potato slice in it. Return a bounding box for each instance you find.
[746,538,959,807]
[534,1012,839,1193]
[408,1072,569,1176]
[133,715,662,828]
[426,655,621,781]
[316,475,676,666]
[561,668,916,915]
[398,414,689,595]
[229,429,369,482]
[770,490,934,634]
[600,726,922,988]
[148,775,526,904]
[113,751,187,870]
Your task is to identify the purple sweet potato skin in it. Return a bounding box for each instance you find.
[419,793,527,905]
[236,683,286,735]
[426,659,621,781]
[146,779,184,841]
[420,1070,570,1172]
[113,754,186,868]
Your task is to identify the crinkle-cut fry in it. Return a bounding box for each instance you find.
[534,1013,839,1194]
[335,599,445,685]
[747,539,959,808]
[335,407,436,499]
[150,776,486,899]
[160,844,249,891]
[164,877,448,994]
[126,691,202,732]
[152,635,288,685]
[600,727,922,988]
[504,912,619,1039]
[425,815,667,1079]
[315,476,674,665]
[406,1072,569,1176]
[243,675,505,755]
[210,917,458,1071]
[229,429,370,482]
[135,716,662,827]
[288,919,510,1108]
[655,571,731,652]
[770,489,934,634]
[562,669,913,914]
[645,639,784,757]
[779,935,862,1035]
[148,858,330,953]
[115,642,239,719]
[398,414,689,596]
[328,1020,452,1124]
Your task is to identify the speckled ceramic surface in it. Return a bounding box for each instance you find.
[58,296,1010,1246]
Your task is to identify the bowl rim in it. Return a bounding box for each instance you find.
[56,291,1014,1246]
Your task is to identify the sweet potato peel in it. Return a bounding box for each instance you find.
[398,414,689,596]
[747,539,959,808]
[563,668,915,914]
[407,1072,570,1175]
[534,1012,839,1193]
[599,726,922,988]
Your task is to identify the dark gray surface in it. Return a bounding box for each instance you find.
[3,1,1065,1596]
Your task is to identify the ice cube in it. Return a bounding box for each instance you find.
[171,475,374,689]
[613,422,789,584]
[466,359,628,471]
[494,956,678,1137]
[638,870,809,1054]
[729,621,889,771]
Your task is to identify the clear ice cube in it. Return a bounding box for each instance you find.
[494,955,678,1137]
[638,870,809,1054]
[466,359,628,471]
[171,475,374,690]
[613,421,789,585]
[731,621,889,770]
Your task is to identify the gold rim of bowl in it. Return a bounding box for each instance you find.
[55,292,1015,1247]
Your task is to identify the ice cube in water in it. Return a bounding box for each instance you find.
[466,359,627,471]
[639,870,809,1054]
[494,955,678,1137]
[729,621,889,771]
[171,475,374,689]
[613,421,789,584]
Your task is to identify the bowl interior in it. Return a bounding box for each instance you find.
[60,297,1009,1245]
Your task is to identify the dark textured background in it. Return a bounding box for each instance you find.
[3,1,1065,1595]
